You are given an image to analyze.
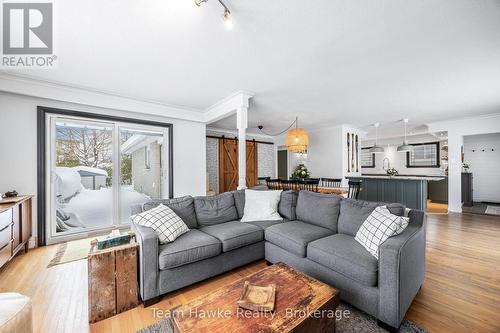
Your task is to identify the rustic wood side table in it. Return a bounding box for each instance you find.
[88,240,139,323]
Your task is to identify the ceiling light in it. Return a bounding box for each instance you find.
[195,0,233,29]
[223,9,233,29]
[397,119,413,152]
[369,123,384,154]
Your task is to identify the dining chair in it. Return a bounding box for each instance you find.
[266,178,282,190]
[299,179,319,192]
[347,180,362,199]
[258,177,271,185]
[320,178,342,188]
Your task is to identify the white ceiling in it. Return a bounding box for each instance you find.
[5,0,500,135]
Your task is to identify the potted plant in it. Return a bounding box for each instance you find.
[292,164,311,180]
[386,167,399,177]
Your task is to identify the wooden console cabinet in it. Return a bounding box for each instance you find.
[88,241,139,323]
[0,196,33,269]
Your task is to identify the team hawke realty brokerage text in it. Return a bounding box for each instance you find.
[152,307,351,321]
[1,1,57,68]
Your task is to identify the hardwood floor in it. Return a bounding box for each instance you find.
[0,213,499,333]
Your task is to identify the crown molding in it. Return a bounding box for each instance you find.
[0,72,206,122]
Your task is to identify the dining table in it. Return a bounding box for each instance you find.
[317,186,349,196]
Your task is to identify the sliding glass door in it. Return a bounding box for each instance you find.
[46,114,170,243]
[119,127,167,224]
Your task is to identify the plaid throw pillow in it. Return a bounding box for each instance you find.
[355,206,402,259]
[131,204,189,244]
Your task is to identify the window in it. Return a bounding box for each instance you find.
[39,107,173,245]
[406,142,440,168]
[361,147,375,168]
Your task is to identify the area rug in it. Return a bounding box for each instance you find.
[136,302,427,333]
[485,205,500,216]
[47,237,94,268]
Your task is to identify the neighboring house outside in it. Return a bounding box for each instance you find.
[121,134,163,199]
[71,166,108,190]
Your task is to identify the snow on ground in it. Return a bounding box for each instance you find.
[55,167,84,200]
[55,165,150,231]
[60,186,150,229]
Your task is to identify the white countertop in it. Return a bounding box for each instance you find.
[349,175,446,181]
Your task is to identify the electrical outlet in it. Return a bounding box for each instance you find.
[28,237,37,249]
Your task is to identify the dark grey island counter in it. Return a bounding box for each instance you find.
[347,175,446,210]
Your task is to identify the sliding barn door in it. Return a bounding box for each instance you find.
[219,139,239,192]
[218,139,258,193]
[246,141,258,188]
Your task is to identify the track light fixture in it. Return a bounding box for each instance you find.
[195,0,233,29]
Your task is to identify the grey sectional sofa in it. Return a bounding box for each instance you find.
[131,190,425,330]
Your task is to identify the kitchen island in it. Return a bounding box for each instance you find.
[347,175,446,210]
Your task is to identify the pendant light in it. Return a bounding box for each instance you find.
[369,123,384,154]
[397,119,413,152]
[285,117,309,153]
[258,117,309,153]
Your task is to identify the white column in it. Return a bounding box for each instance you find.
[237,106,248,190]
[447,131,463,213]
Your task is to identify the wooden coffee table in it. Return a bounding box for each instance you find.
[172,263,340,333]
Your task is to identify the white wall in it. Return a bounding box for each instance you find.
[463,133,500,203]
[0,91,207,238]
[365,144,446,176]
[276,125,362,185]
[306,126,343,179]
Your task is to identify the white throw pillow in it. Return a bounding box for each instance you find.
[131,204,189,244]
[355,206,402,259]
[394,216,410,236]
[240,189,283,222]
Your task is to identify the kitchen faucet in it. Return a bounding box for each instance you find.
[383,157,391,170]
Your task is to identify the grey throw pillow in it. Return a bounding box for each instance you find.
[295,191,341,231]
[194,192,238,226]
[233,189,245,219]
[338,198,405,237]
[278,190,298,220]
[142,196,198,229]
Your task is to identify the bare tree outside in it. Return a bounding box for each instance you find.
[56,126,113,168]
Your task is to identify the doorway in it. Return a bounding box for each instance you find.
[40,109,172,244]
[277,149,288,179]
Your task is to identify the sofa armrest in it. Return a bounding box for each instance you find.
[132,222,160,302]
[378,209,426,328]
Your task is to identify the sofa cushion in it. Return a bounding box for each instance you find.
[194,192,239,226]
[295,191,341,231]
[246,220,284,230]
[338,199,405,237]
[278,190,298,220]
[158,229,221,270]
[233,189,245,219]
[307,234,378,286]
[265,221,334,257]
[200,221,264,252]
[142,196,198,229]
